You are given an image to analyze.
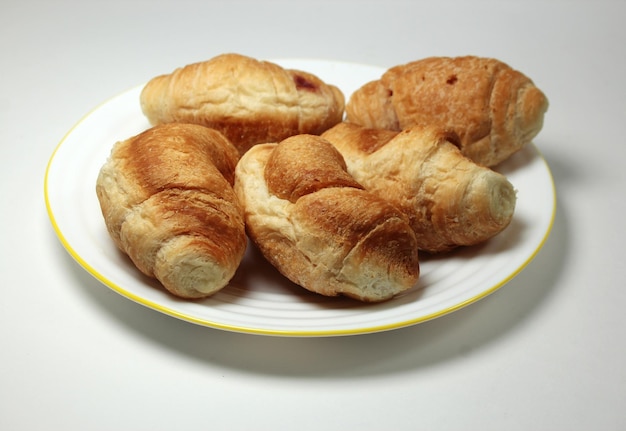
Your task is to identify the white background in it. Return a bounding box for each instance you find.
[1,0,624,430]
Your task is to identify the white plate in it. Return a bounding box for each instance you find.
[44,59,556,337]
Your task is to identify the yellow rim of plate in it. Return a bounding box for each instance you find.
[43,82,557,338]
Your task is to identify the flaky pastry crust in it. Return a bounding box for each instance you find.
[140,53,345,155]
[96,123,246,299]
[346,56,548,167]
[322,122,517,253]
[234,134,419,302]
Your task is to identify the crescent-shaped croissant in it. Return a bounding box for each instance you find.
[346,56,548,167]
[96,123,247,299]
[140,53,345,155]
[234,134,420,302]
[322,122,517,253]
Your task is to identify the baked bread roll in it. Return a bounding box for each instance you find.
[234,134,420,302]
[346,56,548,167]
[322,122,517,253]
[96,123,247,299]
[140,53,345,155]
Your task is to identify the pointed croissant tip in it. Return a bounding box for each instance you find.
[519,85,549,141]
[469,170,517,234]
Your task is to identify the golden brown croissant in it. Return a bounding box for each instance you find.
[321,122,517,253]
[140,53,345,155]
[346,56,548,167]
[234,134,420,302]
[96,123,247,299]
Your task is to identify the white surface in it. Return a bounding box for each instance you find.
[44,60,554,336]
[2,0,624,429]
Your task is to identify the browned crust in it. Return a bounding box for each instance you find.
[96,123,246,299]
[346,56,548,167]
[140,53,345,155]
[234,136,419,302]
[265,134,362,202]
[322,122,517,253]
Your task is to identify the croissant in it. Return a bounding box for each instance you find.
[346,56,548,167]
[95,123,247,299]
[234,134,420,302]
[321,122,517,253]
[140,53,345,155]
